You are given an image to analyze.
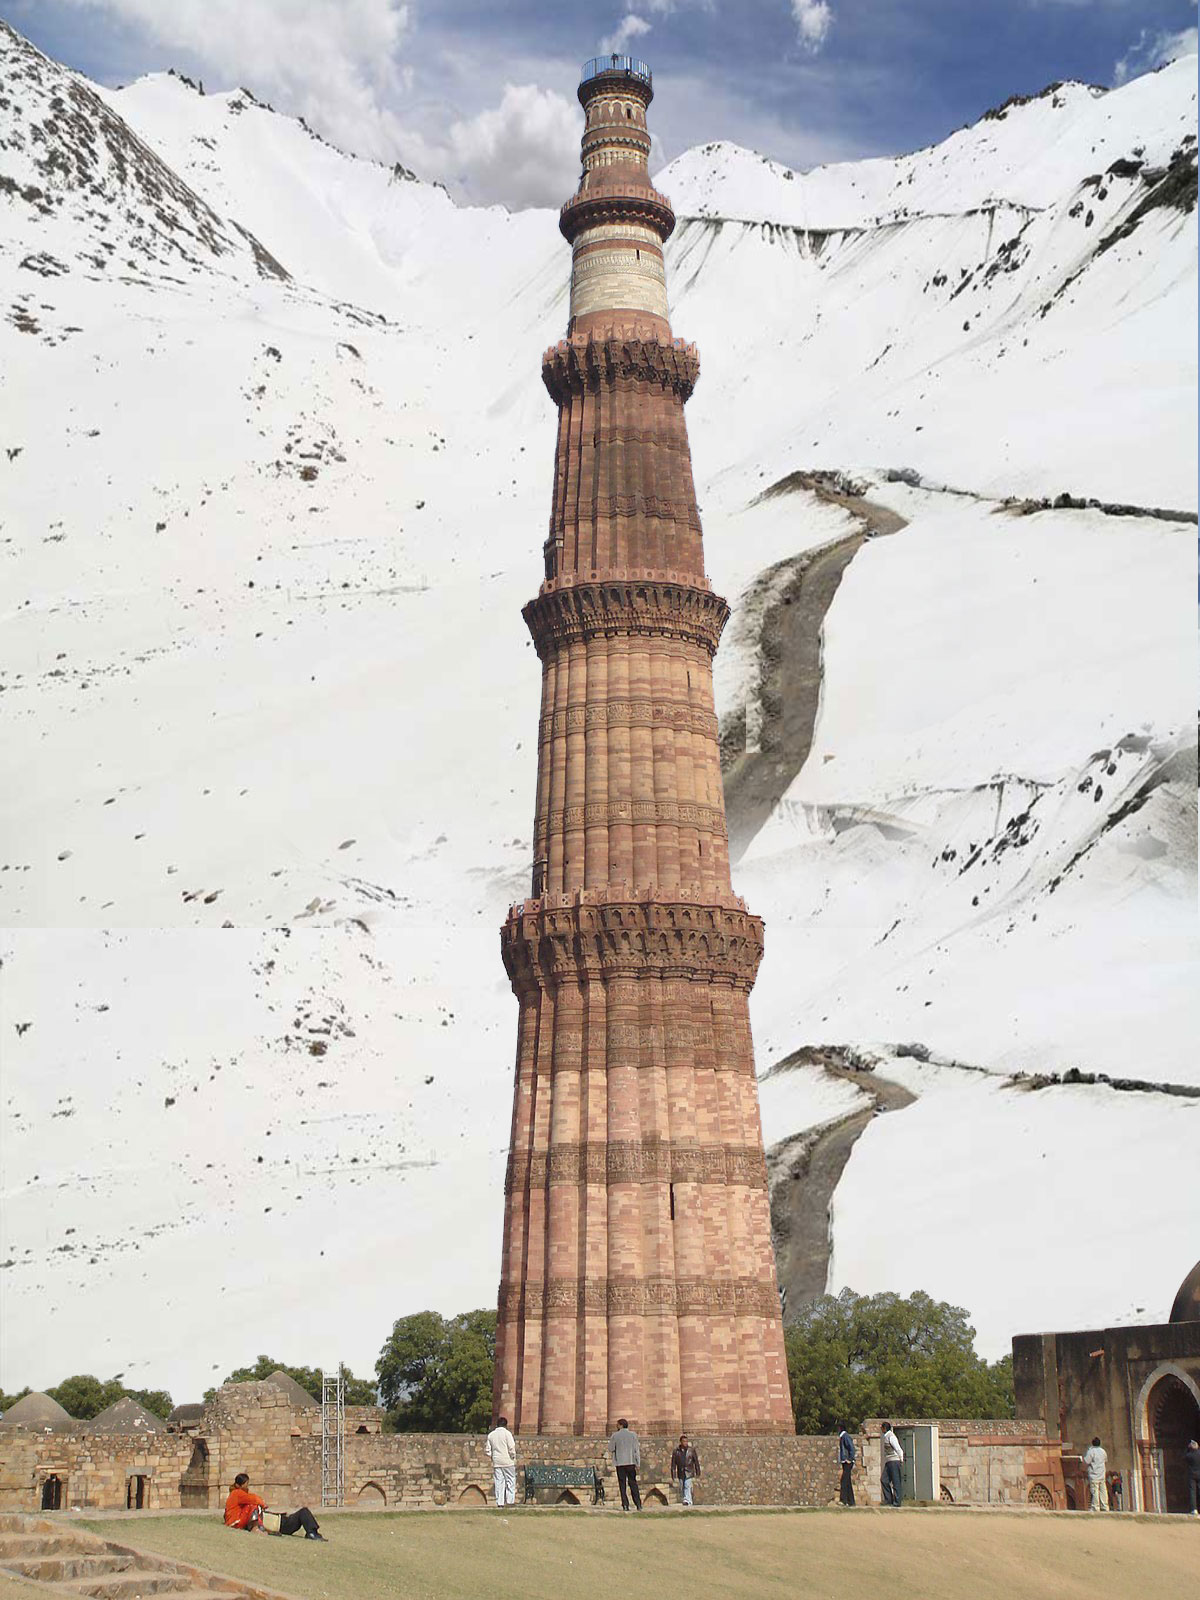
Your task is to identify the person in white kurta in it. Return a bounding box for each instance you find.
[1082,1438,1108,1511]
[485,1417,517,1507]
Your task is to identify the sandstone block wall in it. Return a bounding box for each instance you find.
[858,1418,1064,1508]
[0,1430,193,1511]
[290,1431,839,1509]
[0,1385,1059,1514]
[203,1381,309,1505]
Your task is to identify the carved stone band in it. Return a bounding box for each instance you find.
[498,1277,781,1319]
[506,1140,768,1192]
[552,492,702,533]
[539,700,720,743]
[501,896,765,994]
[559,190,676,247]
[538,800,727,838]
[542,334,698,402]
[524,581,730,660]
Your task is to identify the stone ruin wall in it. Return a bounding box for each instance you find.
[291,1431,841,1510]
[859,1417,1066,1509]
[0,1385,1062,1512]
[0,1428,193,1512]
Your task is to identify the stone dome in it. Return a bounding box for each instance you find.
[87,1396,167,1433]
[168,1402,205,1426]
[265,1371,319,1408]
[0,1392,73,1432]
[1169,1259,1200,1323]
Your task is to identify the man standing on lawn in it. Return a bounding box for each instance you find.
[1083,1437,1108,1511]
[837,1425,857,1506]
[486,1415,518,1508]
[608,1419,642,1511]
[880,1424,905,1507]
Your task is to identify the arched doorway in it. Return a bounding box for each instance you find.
[1147,1373,1200,1513]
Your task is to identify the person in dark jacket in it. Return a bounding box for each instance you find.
[670,1436,701,1507]
[837,1425,857,1506]
[1186,1438,1200,1514]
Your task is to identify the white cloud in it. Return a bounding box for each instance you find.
[600,14,652,55]
[59,0,411,159]
[791,0,833,53]
[445,83,583,210]
[1114,23,1198,87]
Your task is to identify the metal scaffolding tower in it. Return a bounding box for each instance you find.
[321,1368,344,1508]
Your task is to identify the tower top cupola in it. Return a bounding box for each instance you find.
[560,56,675,333]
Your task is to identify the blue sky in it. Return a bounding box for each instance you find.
[6,0,1198,204]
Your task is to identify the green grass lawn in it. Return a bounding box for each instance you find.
[78,1506,1200,1600]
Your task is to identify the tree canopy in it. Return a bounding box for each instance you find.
[375,1310,495,1433]
[784,1289,1014,1434]
[45,1375,173,1420]
[203,1356,377,1406]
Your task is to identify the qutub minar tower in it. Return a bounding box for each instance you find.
[495,55,794,1438]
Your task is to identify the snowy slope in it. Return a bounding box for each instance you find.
[1,21,1196,1391]
[828,1057,1200,1344]
[662,70,1194,224]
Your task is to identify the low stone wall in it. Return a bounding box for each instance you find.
[0,1386,1058,1514]
[290,1431,840,1509]
[0,1430,193,1511]
[858,1418,1064,1509]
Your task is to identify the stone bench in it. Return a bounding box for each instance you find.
[523,1464,605,1504]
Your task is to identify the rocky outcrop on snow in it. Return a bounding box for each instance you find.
[0,21,272,284]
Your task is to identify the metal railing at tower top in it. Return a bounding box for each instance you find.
[580,55,652,88]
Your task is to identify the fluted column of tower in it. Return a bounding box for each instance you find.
[495,55,794,1438]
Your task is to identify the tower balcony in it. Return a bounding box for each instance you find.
[578,54,654,106]
[580,55,652,88]
[559,178,675,243]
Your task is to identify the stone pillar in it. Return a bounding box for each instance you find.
[495,55,794,1439]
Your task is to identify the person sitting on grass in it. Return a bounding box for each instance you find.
[223,1473,327,1541]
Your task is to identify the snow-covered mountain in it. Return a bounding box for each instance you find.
[1,19,1196,1399]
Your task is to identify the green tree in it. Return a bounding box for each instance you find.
[203,1356,376,1406]
[784,1290,1014,1434]
[376,1310,496,1433]
[45,1375,173,1420]
[0,1388,31,1413]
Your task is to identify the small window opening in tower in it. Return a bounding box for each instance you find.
[636,249,640,259]
[626,106,632,119]
[669,1183,676,1220]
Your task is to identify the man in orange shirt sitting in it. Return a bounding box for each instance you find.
[223,1473,326,1540]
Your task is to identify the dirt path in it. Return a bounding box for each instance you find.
[767,1048,916,1318]
[721,473,907,863]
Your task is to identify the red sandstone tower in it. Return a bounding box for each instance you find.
[495,55,793,1438]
